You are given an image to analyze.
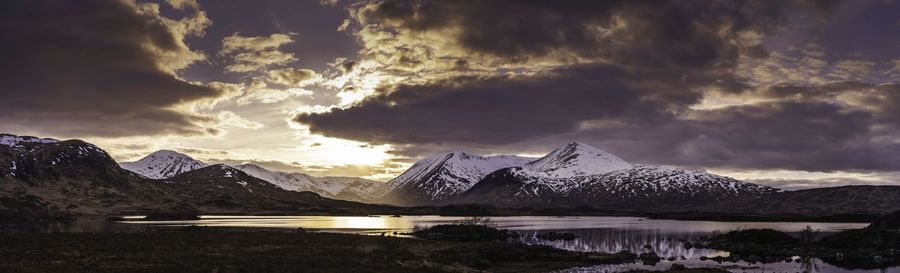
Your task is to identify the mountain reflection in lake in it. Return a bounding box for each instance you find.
[106,216,895,272]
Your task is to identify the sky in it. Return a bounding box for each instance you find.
[1,0,899,189]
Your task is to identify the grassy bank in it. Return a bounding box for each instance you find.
[0,229,635,273]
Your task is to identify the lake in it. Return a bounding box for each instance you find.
[32,215,900,273]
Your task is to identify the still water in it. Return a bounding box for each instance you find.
[47,215,900,273]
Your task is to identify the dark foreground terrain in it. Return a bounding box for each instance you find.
[0,229,636,273]
[698,214,900,270]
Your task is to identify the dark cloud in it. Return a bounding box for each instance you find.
[295,0,900,172]
[177,148,230,156]
[0,0,222,138]
[267,68,318,87]
[746,176,900,191]
[577,97,900,172]
[296,65,708,145]
[354,0,830,69]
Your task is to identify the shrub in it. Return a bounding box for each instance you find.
[411,224,512,242]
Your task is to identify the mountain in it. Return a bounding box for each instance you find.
[0,134,178,217]
[0,134,393,218]
[160,164,352,213]
[232,164,385,202]
[523,142,631,178]
[120,150,206,179]
[118,152,385,202]
[317,177,386,202]
[378,152,534,204]
[379,142,778,208]
[232,164,319,192]
[711,185,900,216]
[460,165,777,209]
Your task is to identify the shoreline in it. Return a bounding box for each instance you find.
[3,208,884,225]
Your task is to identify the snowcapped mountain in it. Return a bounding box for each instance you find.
[460,165,777,208]
[232,163,319,192]
[0,133,384,217]
[379,152,535,204]
[523,142,632,178]
[117,151,385,202]
[232,163,384,201]
[120,150,206,179]
[315,177,386,202]
[380,142,777,208]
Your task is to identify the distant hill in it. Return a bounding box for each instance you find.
[711,185,900,216]
[119,151,385,203]
[0,134,393,218]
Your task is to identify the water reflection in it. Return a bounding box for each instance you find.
[518,229,727,258]
[559,258,899,273]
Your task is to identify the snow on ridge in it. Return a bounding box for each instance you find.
[120,150,207,179]
[385,151,535,198]
[0,134,59,148]
[233,163,316,192]
[524,142,632,178]
[502,164,776,199]
[232,163,383,197]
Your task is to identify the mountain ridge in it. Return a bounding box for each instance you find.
[378,151,535,204]
[0,134,395,218]
[118,151,385,202]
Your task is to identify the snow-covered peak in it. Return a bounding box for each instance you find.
[0,134,59,149]
[232,163,383,199]
[384,151,535,199]
[232,163,316,192]
[120,150,206,179]
[524,142,631,178]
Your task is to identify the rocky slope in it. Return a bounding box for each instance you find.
[0,134,178,217]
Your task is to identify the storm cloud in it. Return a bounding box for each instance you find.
[0,0,223,137]
[351,0,835,69]
[296,64,706,144]
[294,0,900,172]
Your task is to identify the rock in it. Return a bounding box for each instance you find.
[639,252,661,265]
